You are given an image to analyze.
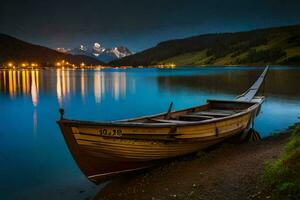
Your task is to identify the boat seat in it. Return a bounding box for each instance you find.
[209,109,242,114]
[193,111,232,117]
[150,119,191,124]
[181,114,214,119]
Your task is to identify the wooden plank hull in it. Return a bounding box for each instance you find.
[58,101,259,183]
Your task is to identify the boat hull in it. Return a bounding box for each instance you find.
[58,104,257,183]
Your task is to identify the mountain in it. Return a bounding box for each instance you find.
[67,43,133,63]
[0,34,105,66]
[110,25,300,66]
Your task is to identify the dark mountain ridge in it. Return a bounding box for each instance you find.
[0,34,105,66]
[110,25,300,66]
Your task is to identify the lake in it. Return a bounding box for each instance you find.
[1,66,300,199]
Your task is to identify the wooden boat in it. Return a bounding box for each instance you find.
[57,66,269,184]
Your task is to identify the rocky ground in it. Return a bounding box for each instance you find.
[93,132,290,200]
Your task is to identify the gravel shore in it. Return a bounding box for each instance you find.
[94,132,290,200]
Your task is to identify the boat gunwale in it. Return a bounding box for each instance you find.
[57,99,262,128]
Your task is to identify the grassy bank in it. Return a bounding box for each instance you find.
[111,25,300,66]
[264,125,300,200]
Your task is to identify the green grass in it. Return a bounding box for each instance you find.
[264,125,300,200]
[286,47,300,58]
[159,50,209,66]
[157,32,300,66]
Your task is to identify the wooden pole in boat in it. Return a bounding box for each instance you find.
[59,108,65,120]
[165,102,173,119]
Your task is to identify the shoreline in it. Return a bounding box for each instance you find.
[93,127,296,200]
[0,64,300,70]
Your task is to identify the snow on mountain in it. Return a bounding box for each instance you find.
[56,47,71,54]
[68,44,90,57]
[92,43,106,56]
[66,43,133,63]
[110,46,132,58]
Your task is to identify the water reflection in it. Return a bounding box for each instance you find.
[31,71,39,107]
[31,71,39,134]
[0,70,40,134]
[0,69,130,105]
[0,70,38,99]
[94,71,103,103]
[80,70,86,99]
[156,67,300,100]
[111,72,126,100]
[56,70,63,107]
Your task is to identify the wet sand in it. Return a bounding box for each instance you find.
[93,132,290,200]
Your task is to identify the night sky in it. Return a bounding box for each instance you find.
[1,0,300,52]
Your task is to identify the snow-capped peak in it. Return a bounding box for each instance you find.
[92,43,106,57]
[79,44,87,51]
[68,42,133,63]
[108,46,131,58]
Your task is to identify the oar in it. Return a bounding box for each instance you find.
[165,102,173,119]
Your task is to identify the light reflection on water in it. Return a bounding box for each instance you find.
[0,68,131,108]
[0,66,299,199]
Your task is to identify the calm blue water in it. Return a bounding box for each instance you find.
[0,66,300,199]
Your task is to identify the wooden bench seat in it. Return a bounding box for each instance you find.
[181,114,214,119]
[193,111,232,117]
[150,119,191,124]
